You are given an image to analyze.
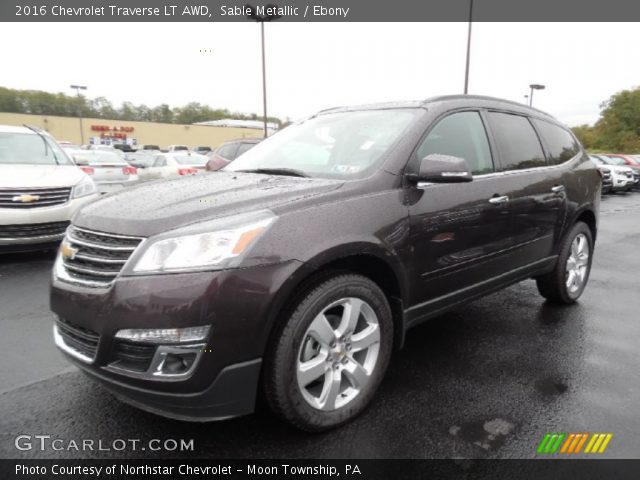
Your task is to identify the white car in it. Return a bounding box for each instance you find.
[68,150,139,194]
[590,155,634,192]
[137,152,209,181]
[0,125,99,251]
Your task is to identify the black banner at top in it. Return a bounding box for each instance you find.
[3,0,640,22]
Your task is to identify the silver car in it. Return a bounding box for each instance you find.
[70,150,139,194]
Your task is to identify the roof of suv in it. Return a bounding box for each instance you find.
[316,95,556,121]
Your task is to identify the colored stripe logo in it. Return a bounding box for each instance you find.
[537,433,613,454]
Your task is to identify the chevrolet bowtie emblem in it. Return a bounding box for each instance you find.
[60,242,79,261]
[12,194,40,203]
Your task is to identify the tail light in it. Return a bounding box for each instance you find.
[122,166,137,175]
[80,166,94,175]
[178,168,198,176]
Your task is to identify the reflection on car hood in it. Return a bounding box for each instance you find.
[0,165,85,188]
[74,172,343,237]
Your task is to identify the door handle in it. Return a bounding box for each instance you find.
[489,195,509,205]
[551,185,565,193]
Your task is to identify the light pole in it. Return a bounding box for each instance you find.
[463,0,474,94]
[528,84,545,107]
[70,85,87,144]
[247,5,282,138]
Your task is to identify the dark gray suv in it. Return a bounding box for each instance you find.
[51,95,599,431]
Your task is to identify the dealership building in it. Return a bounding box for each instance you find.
[0,112,264,148]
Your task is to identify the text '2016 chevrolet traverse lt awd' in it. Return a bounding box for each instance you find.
[51,95,599,431]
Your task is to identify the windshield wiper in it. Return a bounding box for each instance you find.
[23,124,59,165]
[237,168,309,178]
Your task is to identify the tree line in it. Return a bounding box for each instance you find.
[0,86,283,127]
[572,86,640,153]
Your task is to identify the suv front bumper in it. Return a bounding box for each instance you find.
[51,260,302,420]
[0,194,98,248]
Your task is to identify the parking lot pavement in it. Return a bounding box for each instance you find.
[1,192,639,459]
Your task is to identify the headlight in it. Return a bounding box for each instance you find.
[132,210,276,273]
[72,175,97,198]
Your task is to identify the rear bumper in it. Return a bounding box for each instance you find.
[95,179,139,194]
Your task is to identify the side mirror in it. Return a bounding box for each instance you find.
[73,156,89,166]
[412,154,473,183]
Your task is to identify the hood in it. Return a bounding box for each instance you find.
[0,165,86,188]
[75,172,343,237]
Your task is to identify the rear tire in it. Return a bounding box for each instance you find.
[263,273,393,432]
[536,222,593,304]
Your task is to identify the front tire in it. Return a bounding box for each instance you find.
[536,222,593,304]
[263,273,393,432]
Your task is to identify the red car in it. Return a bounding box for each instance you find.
[205,138,262,171]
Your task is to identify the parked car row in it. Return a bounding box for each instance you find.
[590,153,640,193]
[0,125,264,251]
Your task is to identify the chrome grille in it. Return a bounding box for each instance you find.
[0,221,69,239]
[0,187,71,209]
[61,226,143,287]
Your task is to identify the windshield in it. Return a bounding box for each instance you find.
[0,132,72,166]
[173,154,208,165]
[225,109,419,179]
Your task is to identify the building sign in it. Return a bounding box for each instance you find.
[91,125,134,133]
[90,125,136,145]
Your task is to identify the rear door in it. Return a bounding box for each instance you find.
[407,110,514,305]
[486,112,568,267]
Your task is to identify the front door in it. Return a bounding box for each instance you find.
[407,111,514,310]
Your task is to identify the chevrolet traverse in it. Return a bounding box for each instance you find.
[51,95,599,431]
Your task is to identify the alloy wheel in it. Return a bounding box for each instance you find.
[296,297,381,411]
[565,233,590,294]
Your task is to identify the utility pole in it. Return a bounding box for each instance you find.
[70,85,87,144]
[463,0,474,94]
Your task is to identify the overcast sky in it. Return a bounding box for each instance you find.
[1,22,638,126]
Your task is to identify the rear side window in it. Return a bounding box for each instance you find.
[533,119,580,165]
[416,111,494,175]
[487,112,545,171]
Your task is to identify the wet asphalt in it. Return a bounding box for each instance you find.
[0,193,639,460]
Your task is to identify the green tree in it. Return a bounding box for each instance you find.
[0,86,283,127]
[595,87,640,152]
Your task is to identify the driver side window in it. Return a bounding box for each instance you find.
[416,111,494,175]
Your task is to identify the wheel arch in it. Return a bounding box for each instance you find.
[262,244,409,356]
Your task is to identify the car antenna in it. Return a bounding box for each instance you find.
[22,124,59,165]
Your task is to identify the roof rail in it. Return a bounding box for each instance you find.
[422,94,555,118]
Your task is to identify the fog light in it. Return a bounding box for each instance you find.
[114,326,210,344]
[161,353,197,374]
